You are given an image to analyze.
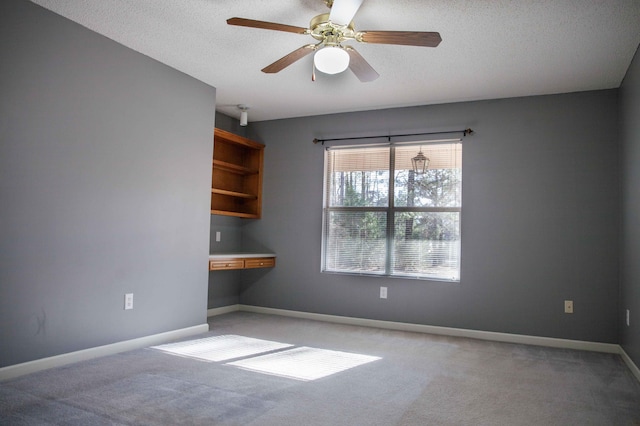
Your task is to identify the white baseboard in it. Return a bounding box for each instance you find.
[0,323,209,382]
[238,305,621,354]
[7,305,631,383]
[207,304,240,317]
[620,346,640,382]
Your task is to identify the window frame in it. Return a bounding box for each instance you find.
[321,140,462,282]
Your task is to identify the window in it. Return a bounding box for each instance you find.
[322,142,462,281]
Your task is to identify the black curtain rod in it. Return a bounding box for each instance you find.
[312,128,473,145]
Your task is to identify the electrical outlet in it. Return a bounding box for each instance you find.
[124,293,134,310]
[564,300,573,314]
[215,231,221,242]
[626,309,630,327]
[380,286,387,299]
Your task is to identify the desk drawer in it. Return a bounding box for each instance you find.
[244,257,276,269]
[209,259,245,270]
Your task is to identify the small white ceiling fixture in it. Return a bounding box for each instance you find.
[238,105,249,126]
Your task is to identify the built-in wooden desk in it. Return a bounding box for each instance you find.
[208,253,276,271]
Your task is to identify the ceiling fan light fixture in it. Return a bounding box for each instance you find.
[314,46,350,74]
[227,0,442,82]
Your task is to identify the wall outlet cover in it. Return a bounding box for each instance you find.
[564,300,573,314]
[124,293,134,310]
[380,287,387,299]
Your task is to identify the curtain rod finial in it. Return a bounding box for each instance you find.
[464,128,474,136]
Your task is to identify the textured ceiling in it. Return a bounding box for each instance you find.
[30,0,640,123]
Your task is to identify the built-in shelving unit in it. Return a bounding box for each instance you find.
[211,128,264,218]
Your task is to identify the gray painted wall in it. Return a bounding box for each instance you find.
[0,0,215,367]
[214,112,247,140]
[207,113,244,309]
[208,213,243,308]
[243,90,620,344]
[620,45,640,366]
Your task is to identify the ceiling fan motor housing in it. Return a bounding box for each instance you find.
[309,13,357,46]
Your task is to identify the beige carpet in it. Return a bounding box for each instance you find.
[2,311,639,425]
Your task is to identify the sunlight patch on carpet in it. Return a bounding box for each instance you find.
[151,335,293,362]
[228,346,381,381]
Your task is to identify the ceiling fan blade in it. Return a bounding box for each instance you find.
[345,47,379,82]
[329,0,364,25]
[227,17,307,34]
[262,44,316,73]
[359,30,442,47]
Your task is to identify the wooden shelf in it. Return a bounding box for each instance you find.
[210,209,258,218]
[211,128,264,219]
[211,188,258,199]
[212,159,258,175]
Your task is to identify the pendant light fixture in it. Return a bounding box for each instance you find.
[238,105,249,126]
[411,147,429,174]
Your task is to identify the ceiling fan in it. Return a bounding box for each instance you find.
[227,0,442,82]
